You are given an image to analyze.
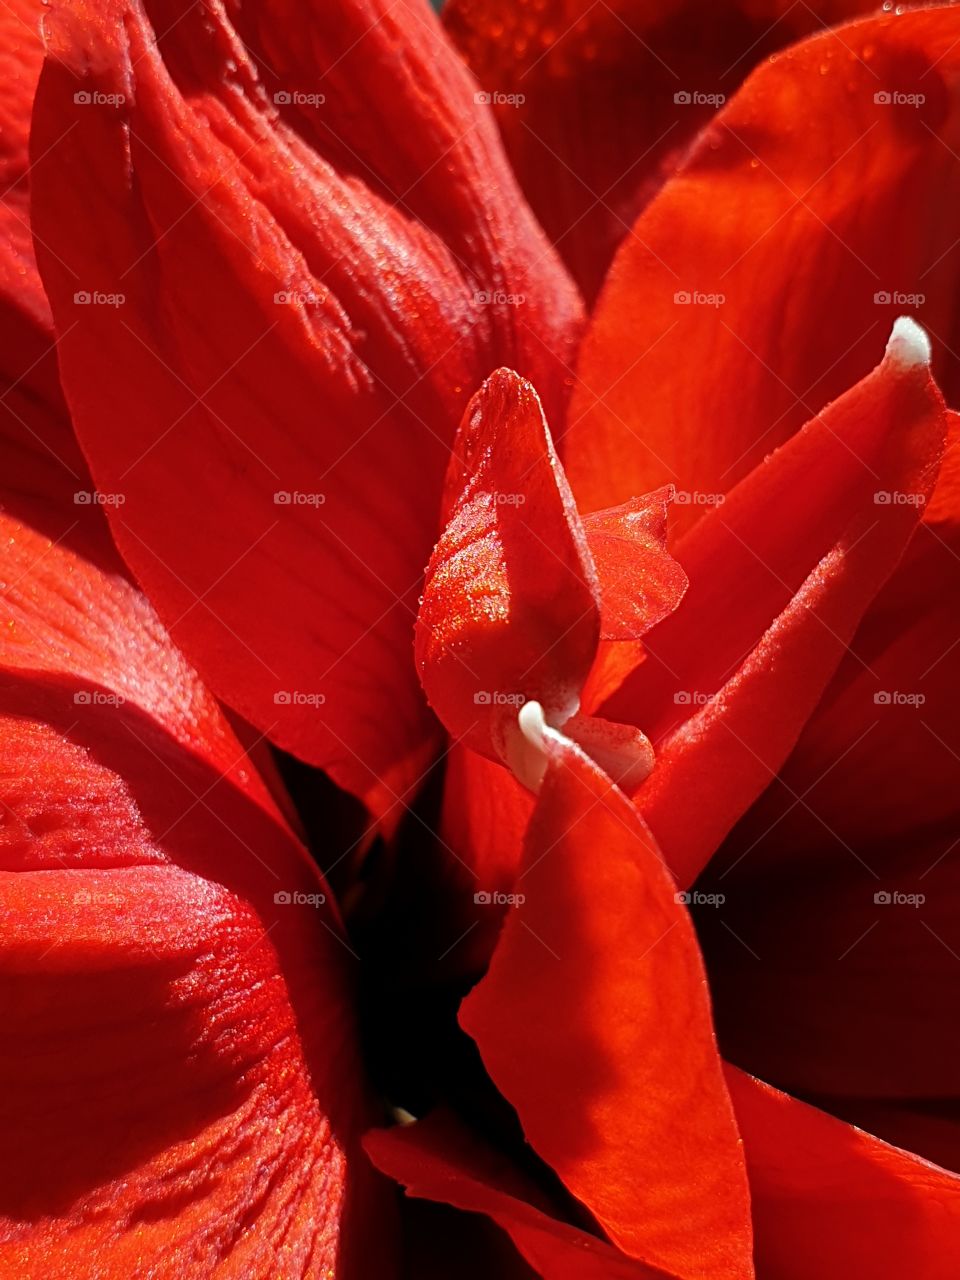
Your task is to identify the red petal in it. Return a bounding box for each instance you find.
[727,1067,960,1279]
[0,513,389,1275]
[365,1111,669,1280]
[581,488,688,640]
[0,0,115,561]
[437,743,534,977]
[460,733,753,1280]
[229,0,580,356]
[722,454,960,862]
[0,0,47,330]
[566,7,960,530]
[29,0,582,811]
[604,325,946,887]
[445,0,878,300]
[416,369,600,766]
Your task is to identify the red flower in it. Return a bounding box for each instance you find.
[3,0,960,1276]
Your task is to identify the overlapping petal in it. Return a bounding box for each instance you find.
[603,322,946,887]
[365,1110,670,1279]
[566,7,960,529]
[416,368,599,769]
[445,0,878,299]
[28,0,582,814]
[0,513,388,1276]
[581,488,687,640]
[460,731,753,1280]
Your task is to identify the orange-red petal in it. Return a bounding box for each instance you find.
[460,732,753,1280]
[604,323,946,887]
[416,369,600,766]
[566,7,960,533]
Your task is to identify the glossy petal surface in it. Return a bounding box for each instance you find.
[582,488,687,640]
[416,368,599,765]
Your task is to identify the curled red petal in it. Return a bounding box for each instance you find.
[415,368,600,766]
[460,732,753,1280]
[605,321,947,887]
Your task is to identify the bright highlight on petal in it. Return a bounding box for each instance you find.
[416,370,685,792]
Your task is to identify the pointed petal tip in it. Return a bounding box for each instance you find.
[884,316,931,371]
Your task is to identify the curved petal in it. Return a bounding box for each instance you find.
[460,731,753,1280]
[365,1111,671,1280]
[445,0,877,300]
[416,368,600,767]
[727,1067,960,1280]
[566,7,960,528]
[604,321,946,887]
[0,512,390,1276]
[717,447,960,864]
[29,0,582,813]
[581,488,688,640]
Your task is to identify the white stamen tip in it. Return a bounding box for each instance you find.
[884,316,931,370]
[518,699,548,752]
